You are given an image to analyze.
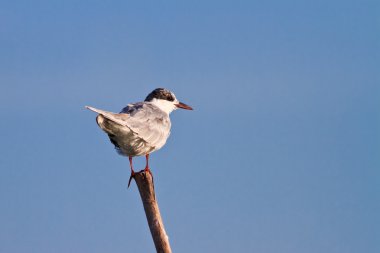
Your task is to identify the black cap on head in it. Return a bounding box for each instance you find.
[145,88,175,102]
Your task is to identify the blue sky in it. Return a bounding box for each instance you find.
[0,0,379,252]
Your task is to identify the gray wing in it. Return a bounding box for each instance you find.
[85,106,132,128]
[120,102,171,147]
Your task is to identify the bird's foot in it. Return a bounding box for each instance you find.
[144,166,152,177]
[128,170,136,188]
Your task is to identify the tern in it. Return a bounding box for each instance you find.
[86,88,193,187]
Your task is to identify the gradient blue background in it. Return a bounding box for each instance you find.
[1,0,379,252]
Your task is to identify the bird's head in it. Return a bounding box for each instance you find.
[145,88,193,114]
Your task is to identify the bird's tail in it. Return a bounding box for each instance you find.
[85,106,110,115]
[85,106,130,127]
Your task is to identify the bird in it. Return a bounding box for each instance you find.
[86,88,193,187]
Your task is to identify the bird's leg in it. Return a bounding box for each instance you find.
[144,154,151,173]
[144,154,154,185]
[128,156,136,188]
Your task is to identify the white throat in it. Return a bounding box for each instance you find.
[150,98,177,114]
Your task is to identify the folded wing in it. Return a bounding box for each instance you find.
[86,104,171,148]
[120,103,171,148]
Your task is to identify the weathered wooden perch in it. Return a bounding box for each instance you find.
[133,170,172,253]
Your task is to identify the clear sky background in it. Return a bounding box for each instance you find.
[0,0,379,252]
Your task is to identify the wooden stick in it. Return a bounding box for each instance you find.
[133,170,172,253]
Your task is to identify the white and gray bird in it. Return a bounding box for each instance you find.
[86,88,193,187]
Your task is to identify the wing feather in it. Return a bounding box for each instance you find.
[85,106,129,126]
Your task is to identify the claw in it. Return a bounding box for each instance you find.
[128,170,136,188]
[144,166,153,181]
[144,166,152,176]
[128,156,135,188]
